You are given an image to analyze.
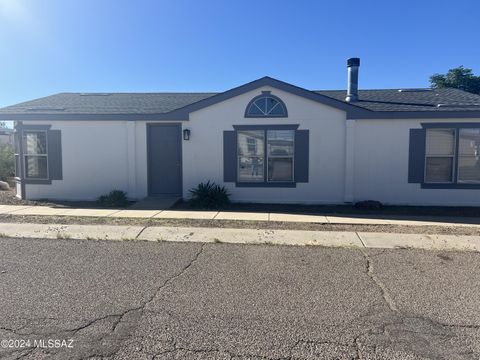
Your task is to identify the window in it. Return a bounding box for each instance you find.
[423,126,480,185]
[425,129,455,183]
[14,131,20,178]
[267,130,294,182]
[245,93,287,117]
[23,131,48,179]
[237,129,295,183]
[458,128,480,183]
[237,130,264,182]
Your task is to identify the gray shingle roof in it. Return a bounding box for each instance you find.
[0,92,216,114]
[1,87,480,116]
[315,88,480,112]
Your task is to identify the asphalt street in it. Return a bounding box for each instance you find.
[0,236,479,359]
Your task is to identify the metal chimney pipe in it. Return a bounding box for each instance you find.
[346,58,360,102]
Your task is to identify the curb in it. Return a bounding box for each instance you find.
[1,223,479,252]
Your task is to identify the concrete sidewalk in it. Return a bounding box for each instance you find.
[1,222,479,251]
[1,204,480,227]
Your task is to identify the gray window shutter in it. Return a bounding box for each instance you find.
[294,130,309,182]
[408,128,426,183]
[223,131,236,182]
[47,130,63,180]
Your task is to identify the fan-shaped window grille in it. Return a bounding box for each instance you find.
[245,92,287,117]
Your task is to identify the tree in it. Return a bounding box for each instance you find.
[0,121,14,181]
[430,66,480,95]
[0,144,14,181]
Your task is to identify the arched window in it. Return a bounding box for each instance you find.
[245,91,287,117]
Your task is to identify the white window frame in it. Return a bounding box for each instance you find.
[266,130,295,183]
[424,128,456,184]
[23,130,49,180]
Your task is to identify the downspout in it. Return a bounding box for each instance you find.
[344,120,356,203]
[126,120,137,199]
[14,121,26,200]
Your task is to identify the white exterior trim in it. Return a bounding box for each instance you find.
[126,120,137,199]
[344,120,355,203]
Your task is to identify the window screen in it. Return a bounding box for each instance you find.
[425,129,455,183]
[237,130,264,182]
[458,128,480,183]
[23,131,48,179]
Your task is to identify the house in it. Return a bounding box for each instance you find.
[1,58,480,206]
[0,127,14,146]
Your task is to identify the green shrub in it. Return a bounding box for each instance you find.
[97,190,129,207]
[0,144,14,181]
[189,181,230,209]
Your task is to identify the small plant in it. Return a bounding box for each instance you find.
[189,181,230,209]
[354,200,383,210]
[97,190,129,207]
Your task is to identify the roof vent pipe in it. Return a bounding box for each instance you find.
[346,58,360,102]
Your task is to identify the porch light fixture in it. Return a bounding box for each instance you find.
[183,128,191,140]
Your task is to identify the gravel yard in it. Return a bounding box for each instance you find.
[1,213,479,235]
[0,188,56,206]
[174,199,480,217]
[0,188,131,208]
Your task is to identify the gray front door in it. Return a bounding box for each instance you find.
[148,124,182,195]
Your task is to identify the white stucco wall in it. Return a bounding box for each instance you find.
[353,118,480,206]
[25,121,131,200]
[181,85,347,204]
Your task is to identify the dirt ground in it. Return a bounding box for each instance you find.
[0,188,54,206]
[0,188,131,208]
[174,200,480,217]
[1,214,479,235]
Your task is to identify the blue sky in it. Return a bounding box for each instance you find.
[1,0,479,125]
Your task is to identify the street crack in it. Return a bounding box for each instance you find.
[359,248,398,312]
[1,243,207,360]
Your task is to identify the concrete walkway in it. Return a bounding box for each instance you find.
[1,222,479,252]
[0,204,480,227]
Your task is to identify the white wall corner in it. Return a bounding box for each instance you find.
[126,121,137,199]
[344,120,356,203]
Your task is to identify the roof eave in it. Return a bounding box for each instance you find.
[0,112,189,121]
[3,110,480,122]
[348,110,480,120]
[164,76,374,120]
